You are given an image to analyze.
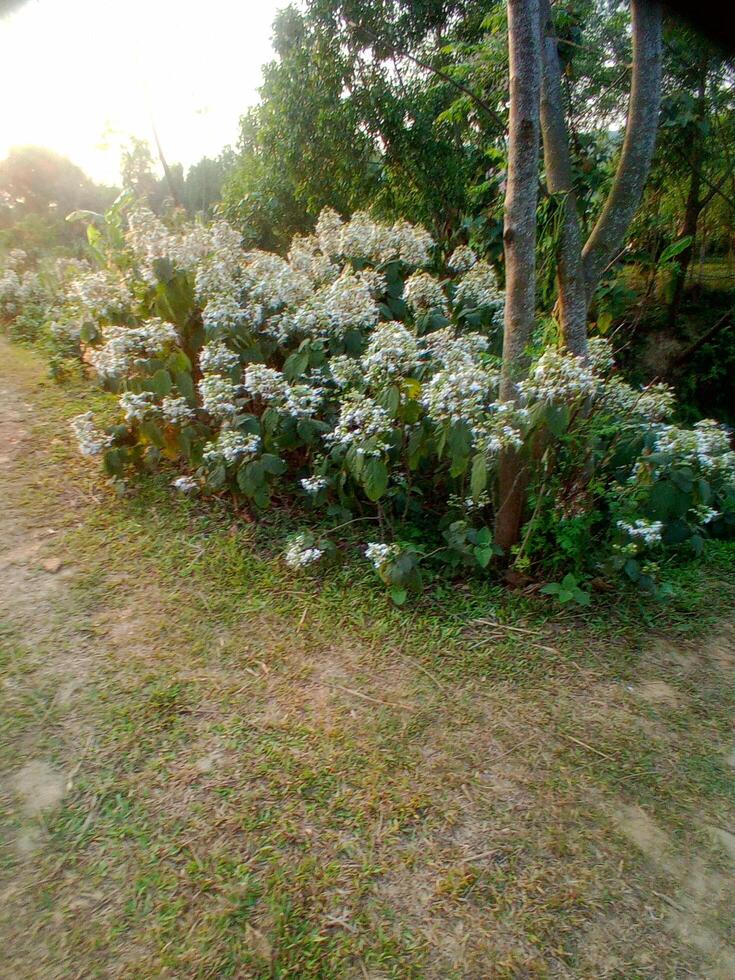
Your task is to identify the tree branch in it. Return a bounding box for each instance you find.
[581,0,663,300]
[539,0,588,355]
[344,19,507,132]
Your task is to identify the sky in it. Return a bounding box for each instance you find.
[0,0,286,185]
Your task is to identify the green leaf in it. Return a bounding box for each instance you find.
[283,349,309,380]
[173,371,195,404]
[390,588,408,606]
[545,403,570,438]
[363,458,389,501]
[659,236,693,264]
[261,453,286,475]
[470,454,487,496]
[148,369,173,397]
[139,420,164,447]
[473,545,493,569]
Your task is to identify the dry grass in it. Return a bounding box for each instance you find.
[1,339,734,978]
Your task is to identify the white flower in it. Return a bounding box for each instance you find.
[284,533,323,568]
[601,377,675,422]
[403,272,448,314]
[650,419,735,476]
[69,269,132,320]
[199,341,240,375]
[279,270,379,343]
[242,364,290,403]
[447,245,477,273]
[285,383,323,418]
[172,475,198,493]
[362,321,418,381]
[587,337,615,375]
[161,396,195,425]
[88,319,179,379]
[617,519,664,546]
[301,476,328,494]
[326,396,392,455]
[70,412,110,456]
[518,348,597,404]
[199,375,239,419]
[119,390,158,422]
[365,542,399,569]
[202,430,261,466]
[453,261,504,324]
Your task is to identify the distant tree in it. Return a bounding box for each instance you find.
[181,150,236,216]
[0,146,116,252]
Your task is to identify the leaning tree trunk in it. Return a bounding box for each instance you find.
[581,0,663,302]
[539,0,588,357]
[667,63,708,328]
[495,0,542,553]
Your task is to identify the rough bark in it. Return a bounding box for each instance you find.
[495,0,542,553]
[539,0,588,356]
[581,0,663,300]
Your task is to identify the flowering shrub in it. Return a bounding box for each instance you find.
[3,200,734,600]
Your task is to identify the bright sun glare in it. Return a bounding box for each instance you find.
[0,0,284,184]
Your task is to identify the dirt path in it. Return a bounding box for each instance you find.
[1,340,734,978]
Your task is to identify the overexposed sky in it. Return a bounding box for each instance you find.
[0,0,287,185]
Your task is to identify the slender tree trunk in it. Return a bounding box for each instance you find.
[495,0,542,553]
[667,166,703,326]
[538,0,588,356]
[581,0,663,301]
[667,63,708,328]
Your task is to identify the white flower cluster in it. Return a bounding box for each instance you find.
[199,341,240,375]
[326,396,392,455]
[447,245,477,273]
[203,430,261,467]
[172,475,198,493]
[617,519,664,545]
[362,321,419,382]
[301,475,329,494]
[274,270,378,344]
[587,337,615,374]
[316,208,435,266]
[691,504,720,524]
[126,207,217,284]
[422,327,489,368]
[365,541,399,569]
[288,234,340,286]
[653,419,735,476]
[284,533,323,568]
[242,364,290,403]
[161,396,195,425]
[69,270,133,321]
[202,293,254,337]
[601,377,675,423]
[198,375,240,420]
[195,221,245,302]
[453,261,505,326]
[518,348,597,404]
[70,412,111,456]
[88,319,179,378]
[119,390,158,422]
[403,272,448,314]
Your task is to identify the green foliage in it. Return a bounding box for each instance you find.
[540,574,590,606]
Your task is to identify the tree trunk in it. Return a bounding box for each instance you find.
[667,166,702,327]
[495,0,542,553]
[581,0,663,301]
[538,0,588,357]
[667,63,708,328]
